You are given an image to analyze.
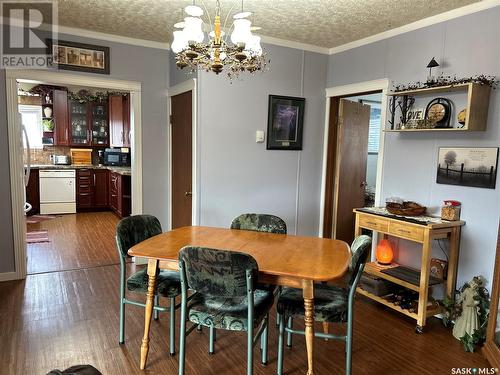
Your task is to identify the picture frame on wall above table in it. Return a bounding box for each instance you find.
[47,39,110,75]
[436,147,499,189]
[266,95,305,150]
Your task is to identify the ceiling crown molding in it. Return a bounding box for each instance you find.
[328,0,500,55]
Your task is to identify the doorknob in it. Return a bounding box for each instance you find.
[185,191,192,197]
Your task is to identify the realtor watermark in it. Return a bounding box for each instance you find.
[1,0,57,68]
[451,368,499,374]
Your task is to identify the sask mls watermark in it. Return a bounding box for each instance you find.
[1,0,57,68]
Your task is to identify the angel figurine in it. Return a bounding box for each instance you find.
[452,277,482,340]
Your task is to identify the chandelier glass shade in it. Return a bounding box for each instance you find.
[172,0,267,77]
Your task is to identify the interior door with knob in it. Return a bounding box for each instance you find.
[171,91,192,229]
[333,98,371,244]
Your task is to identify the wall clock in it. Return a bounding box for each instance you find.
[425,97,453,128]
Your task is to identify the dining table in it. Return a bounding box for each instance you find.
[128,226,351,375]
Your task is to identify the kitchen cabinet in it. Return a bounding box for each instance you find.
[109,171,131,218]
[76,169,109,210]
[54,90,69,146]
[69,100,109,146]
[109,94,130,147]
[26,168,40,215]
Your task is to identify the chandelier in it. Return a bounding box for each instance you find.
[171,0,267,77]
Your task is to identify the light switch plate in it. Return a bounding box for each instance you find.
[256,130,265,143]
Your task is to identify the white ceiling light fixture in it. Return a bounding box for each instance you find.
[172,0,268,77]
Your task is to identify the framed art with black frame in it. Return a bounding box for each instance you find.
[47,39,110,75]
[266,95,305,150]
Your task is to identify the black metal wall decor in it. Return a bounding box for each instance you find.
[388,95,415,129]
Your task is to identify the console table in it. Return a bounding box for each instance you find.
[354,208,465,332]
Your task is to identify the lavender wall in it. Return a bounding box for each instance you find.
[327,7,500,287]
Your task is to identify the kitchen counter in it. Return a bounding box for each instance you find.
[29,164,131,176]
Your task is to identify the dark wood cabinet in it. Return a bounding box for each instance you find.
[109,94,130,147]
[26,168,40,215]
[109,171,131,218]
[69,100,109,147]
[77,169,109,210]
[53,90,69,146]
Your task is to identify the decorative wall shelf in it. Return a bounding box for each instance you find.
[386,82,491,132]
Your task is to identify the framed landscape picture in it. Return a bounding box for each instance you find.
[436,147,499,189]
[266,95,305,150]
[47,39,110,74]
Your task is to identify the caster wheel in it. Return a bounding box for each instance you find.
[415,325,424,334]
[261,362,268,366]
[169,352,176,357]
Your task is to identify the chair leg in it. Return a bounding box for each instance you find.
[247,321,254,375]
[261,314,269,365]
[179,299,187,375]
[286,317,293,348]
[153,295,159,321]
[346,316,353,375]
[276,311,281,327]
[277,314,285,375]
[119,298,125,344]
[209,325,215,355]
[197,324,203,333]
[169,297,176,356]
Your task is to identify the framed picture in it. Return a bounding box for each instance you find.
[266,95,305,150]
[47,39,110,74]
[436,147,499,189]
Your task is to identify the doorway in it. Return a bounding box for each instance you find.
[320,79,389,244]
[170,91,192,228]
[168,79,198,230]
[5,70,143,280]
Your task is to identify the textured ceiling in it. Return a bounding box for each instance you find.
[56,0,480,48]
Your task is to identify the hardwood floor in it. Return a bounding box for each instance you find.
[27,211,121,274]
[0,263,489,375]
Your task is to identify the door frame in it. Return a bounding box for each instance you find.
[318,78,389,237]
[4,69,143,281]
[167,78,199,230]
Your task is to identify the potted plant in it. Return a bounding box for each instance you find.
[42,119,54,132]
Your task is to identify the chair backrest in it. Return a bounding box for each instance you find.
[230,213,287,234]
[179,246,258,297]
[115,214,162,259]
[348,235,372,288]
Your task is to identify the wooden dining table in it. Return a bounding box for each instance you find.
[128,226,351,375]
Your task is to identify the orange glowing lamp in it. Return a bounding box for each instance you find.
[376,239,394,265]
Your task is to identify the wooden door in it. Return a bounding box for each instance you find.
[109,95,124,147]
[333,99,371,244]
[171,91,192,229]
[53,90,69,146]
[93,169,109,208]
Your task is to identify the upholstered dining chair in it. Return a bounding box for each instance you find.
[178,246,274,375]
[276,235,372,375]
[115,214,181,357]
[230,213,287,234]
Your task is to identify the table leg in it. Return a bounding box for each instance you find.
[140,259,158,370]
[417,232,431,331]
[302,279,314,375]
[446,227,461,300]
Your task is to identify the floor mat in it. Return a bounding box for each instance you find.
[27,230,50,244]
[26,215,57,224]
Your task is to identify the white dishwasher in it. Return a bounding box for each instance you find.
[39,169,76,214]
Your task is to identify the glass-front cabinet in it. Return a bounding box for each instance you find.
[91,102,109,146]
[69,100,89,145]
[68,100,109,146]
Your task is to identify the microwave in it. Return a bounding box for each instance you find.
[104,148,130,166]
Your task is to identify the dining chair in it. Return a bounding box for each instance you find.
[178,246,274,375]
[115,214,181,357]
[230,213,287,234]
[276,235,372,375]
[231,213,287,328]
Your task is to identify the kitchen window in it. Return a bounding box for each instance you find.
[19,104,43,149]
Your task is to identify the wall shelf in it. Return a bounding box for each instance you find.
[387,82,491,132]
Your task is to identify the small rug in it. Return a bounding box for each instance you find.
[26,215,57,224]
[26,230,50,244]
